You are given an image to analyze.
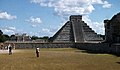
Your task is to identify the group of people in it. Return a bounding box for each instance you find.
[0,43,40,57]
[0,43,15,55]
[7,44,40,57]
[0,43,15,49]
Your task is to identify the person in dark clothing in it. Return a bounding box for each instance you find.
[8,44,12,55]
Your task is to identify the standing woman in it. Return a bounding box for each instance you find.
[36,47,40,57]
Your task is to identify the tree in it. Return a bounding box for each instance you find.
[3,34,10,41]
[31,36,39,40]
[0,30,10,42]
[0,35,7,42]
[10,34,15,37]
[0,30,3,35]
[42,36,49,40]
[31,36,49,40]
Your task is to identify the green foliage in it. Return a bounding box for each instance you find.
[0,30,10,42]
[40,36,49,40]
[10,34,15,37]
[31,36,39,40]
[3,34,10,40]
[0,35,7,42]
[0,30,3,35]
[31,36,49,40]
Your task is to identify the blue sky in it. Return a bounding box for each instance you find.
[0,0,120,37]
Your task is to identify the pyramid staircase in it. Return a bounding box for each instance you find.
[49,15,103,43]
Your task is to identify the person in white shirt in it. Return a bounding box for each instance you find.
[36,47,40,57]
[8,44,12,55]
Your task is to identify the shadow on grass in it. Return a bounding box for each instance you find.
[76,50,106,54]
[113,54,120,57]
[116,62,120,64]
[75,49,120,57]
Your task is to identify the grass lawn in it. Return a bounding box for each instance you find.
[0,48,120,70]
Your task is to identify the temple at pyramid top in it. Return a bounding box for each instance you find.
[49,15,103,43]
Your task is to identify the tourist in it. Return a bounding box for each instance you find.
[8,44,12,55]
[36,47,40,57]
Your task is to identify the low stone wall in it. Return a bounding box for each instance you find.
[4,42,120,54]
[110,44,120,54]
[75,43,109,53]
[5,42,74,49]
[75,43,120,54]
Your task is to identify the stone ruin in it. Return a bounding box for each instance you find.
[3,12,120,54]
[104,13,120,43]
[49,15,103,43]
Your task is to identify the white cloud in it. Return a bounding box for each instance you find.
[28,28,56,37]
[42,28,50,32]
[26,16,42,27]
[92,0,112,8]
[102,1,112,8]
[42,28,53,35]
[31,0,112,16]
[0,26,16,35]
[26,16,42,24]
[31,25,37,27]
[31,0,111,35]
[41,28,59,36]
[9,27,16,30]
[82,15,104,34]
[0,12,17,20]
[3,29,15,34]
[29,31,39,36]
[0,26,28,36]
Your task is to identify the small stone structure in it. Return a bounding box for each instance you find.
[10,33,31,42]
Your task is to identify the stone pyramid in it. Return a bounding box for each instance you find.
[49,15,103,43]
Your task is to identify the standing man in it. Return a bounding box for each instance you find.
[36,47,40,57]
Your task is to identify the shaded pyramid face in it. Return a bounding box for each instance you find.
[104,13,120,43]
[50,15,103,43]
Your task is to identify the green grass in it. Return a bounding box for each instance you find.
[0,48,120,70]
